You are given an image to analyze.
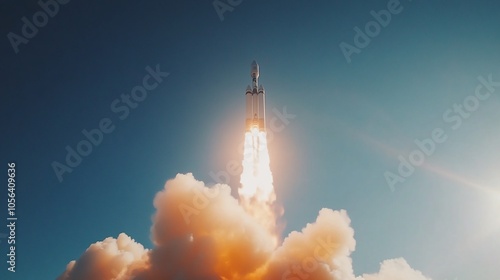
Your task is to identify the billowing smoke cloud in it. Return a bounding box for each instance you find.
[57,173,432,280]
[57,233,148,280]
[362,258,432,280]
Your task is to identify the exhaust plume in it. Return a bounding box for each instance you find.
[57,174,431,280]
[58,129,431,280]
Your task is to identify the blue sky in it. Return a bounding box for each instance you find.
[1,0,499,279]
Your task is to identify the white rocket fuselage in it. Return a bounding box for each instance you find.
[246,61,265,132]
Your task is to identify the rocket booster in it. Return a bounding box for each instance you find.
[245,60,266,132]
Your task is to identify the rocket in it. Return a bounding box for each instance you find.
[245,60,266,132]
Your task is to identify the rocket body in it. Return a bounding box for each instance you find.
[246,61,266,132]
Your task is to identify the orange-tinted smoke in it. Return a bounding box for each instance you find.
[58,173,433,280]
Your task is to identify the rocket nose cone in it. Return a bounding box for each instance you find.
[251,60,259,77]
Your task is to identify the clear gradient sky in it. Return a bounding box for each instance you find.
[1,0,500,279]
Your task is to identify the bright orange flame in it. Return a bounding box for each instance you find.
[239,128,280,246]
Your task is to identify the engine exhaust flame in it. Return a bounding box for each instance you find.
[239,128,281,245]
